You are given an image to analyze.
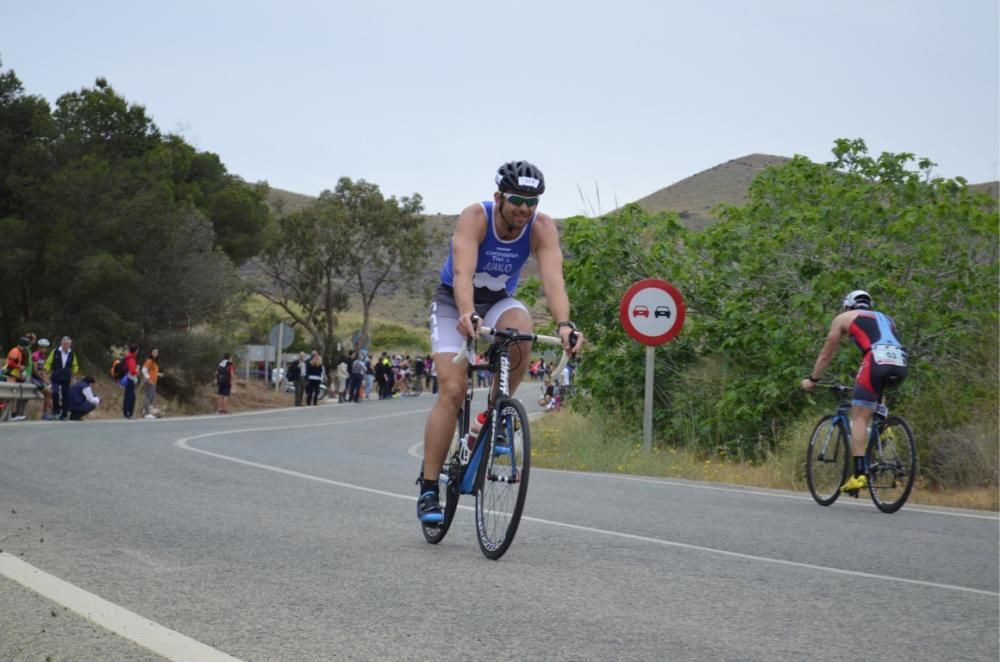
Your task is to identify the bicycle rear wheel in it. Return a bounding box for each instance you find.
[867,416,916,513]
[474,398,530,560]
[806,415,850,506]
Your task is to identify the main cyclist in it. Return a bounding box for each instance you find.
[417,160,584,524]
[801,290,908,492]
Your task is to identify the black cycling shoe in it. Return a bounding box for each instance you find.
[417,491,444,526]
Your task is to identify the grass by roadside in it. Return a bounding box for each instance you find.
[532,408,999,512]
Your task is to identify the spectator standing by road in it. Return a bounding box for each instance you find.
[287,352,307,406]
[364,353,375,401]
[374,353,389,400]
[5,336,31,421]
[31,338,54,420]
[68,376,100,421]
[306,351,325,406]
[216,353,236,414]
[122,344,139,419]
[413,355,426,393]
[349,353,365,403]
[560,361,573,401]
[140,348,161,419]
[335,355,348,402]
[44,336,79,420]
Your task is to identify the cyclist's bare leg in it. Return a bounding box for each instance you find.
[849,405,874,457]
[493,307,534,397]
[422,351,466,481]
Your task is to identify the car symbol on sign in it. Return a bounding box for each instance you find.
[654,306,671,319]
[632,305,649,318]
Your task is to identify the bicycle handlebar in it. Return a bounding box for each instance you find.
[451,316,576,378]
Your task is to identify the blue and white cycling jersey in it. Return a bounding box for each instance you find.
[438,200,535,304]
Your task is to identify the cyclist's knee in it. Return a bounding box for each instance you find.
[495,307,533,334]
[436,379,464,405]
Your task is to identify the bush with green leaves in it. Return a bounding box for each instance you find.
[562,139,998,462]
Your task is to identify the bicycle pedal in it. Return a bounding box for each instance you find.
[848,489,860,498]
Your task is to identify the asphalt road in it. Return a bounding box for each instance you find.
[1,394,997,661]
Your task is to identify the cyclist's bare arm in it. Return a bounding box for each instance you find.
[452,204,488,338]
[804,311,855,389]
[531,214,584,353]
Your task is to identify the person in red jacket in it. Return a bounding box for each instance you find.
[122,344,139,419]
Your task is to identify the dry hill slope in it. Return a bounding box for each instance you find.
[631,153,791,229]
[264,161,998,326]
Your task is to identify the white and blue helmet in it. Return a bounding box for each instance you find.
[842,290,873,311]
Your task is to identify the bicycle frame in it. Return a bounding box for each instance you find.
[816,399,853,461]
[867,402,893,468]
[815,386,892,457]
[449,325,570,494]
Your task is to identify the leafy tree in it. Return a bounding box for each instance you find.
[253,196,351,366]
[0,65,259,385]
[324,177,428,345]
[251,177,430,366]
[560,139,998,459]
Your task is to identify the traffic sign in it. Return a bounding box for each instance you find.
[619,279,685,346]
[268,322,295,350]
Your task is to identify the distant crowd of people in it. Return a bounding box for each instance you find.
[277,349,576,412]
[4,334,575,422]
[280,350,439,406]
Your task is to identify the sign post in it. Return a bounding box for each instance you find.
[619,279,686,452]
[268,322,295,391]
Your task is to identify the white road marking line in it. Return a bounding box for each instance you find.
[515,514,999,597]
[542,470,1000,520]
[178,422,999,598]
[0,553,243,662]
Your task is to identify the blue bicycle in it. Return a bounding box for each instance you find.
[420,321,573,559]
[806,383,917,513]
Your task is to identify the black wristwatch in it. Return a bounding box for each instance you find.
[806,375,820,383]
[557,321,577,331]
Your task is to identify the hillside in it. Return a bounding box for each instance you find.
[264,162,999,327]
[631,154,791,229]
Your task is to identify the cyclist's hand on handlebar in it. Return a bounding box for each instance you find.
[559,326,583,355]
[457,313,480,339]
[800,378,817,392]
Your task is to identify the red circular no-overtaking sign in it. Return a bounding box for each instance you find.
[619,279,686,346]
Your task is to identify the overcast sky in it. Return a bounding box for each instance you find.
[2,0,997,217]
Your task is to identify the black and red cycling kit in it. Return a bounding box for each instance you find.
[848,310,907,406]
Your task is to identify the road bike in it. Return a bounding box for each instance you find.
[805,383,917,513]
[420,320,574,559]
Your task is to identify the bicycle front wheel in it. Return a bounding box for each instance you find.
[474,398,530,560]
[867,416,917,513]
[806,415,851,506]
[421,433,462,544]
